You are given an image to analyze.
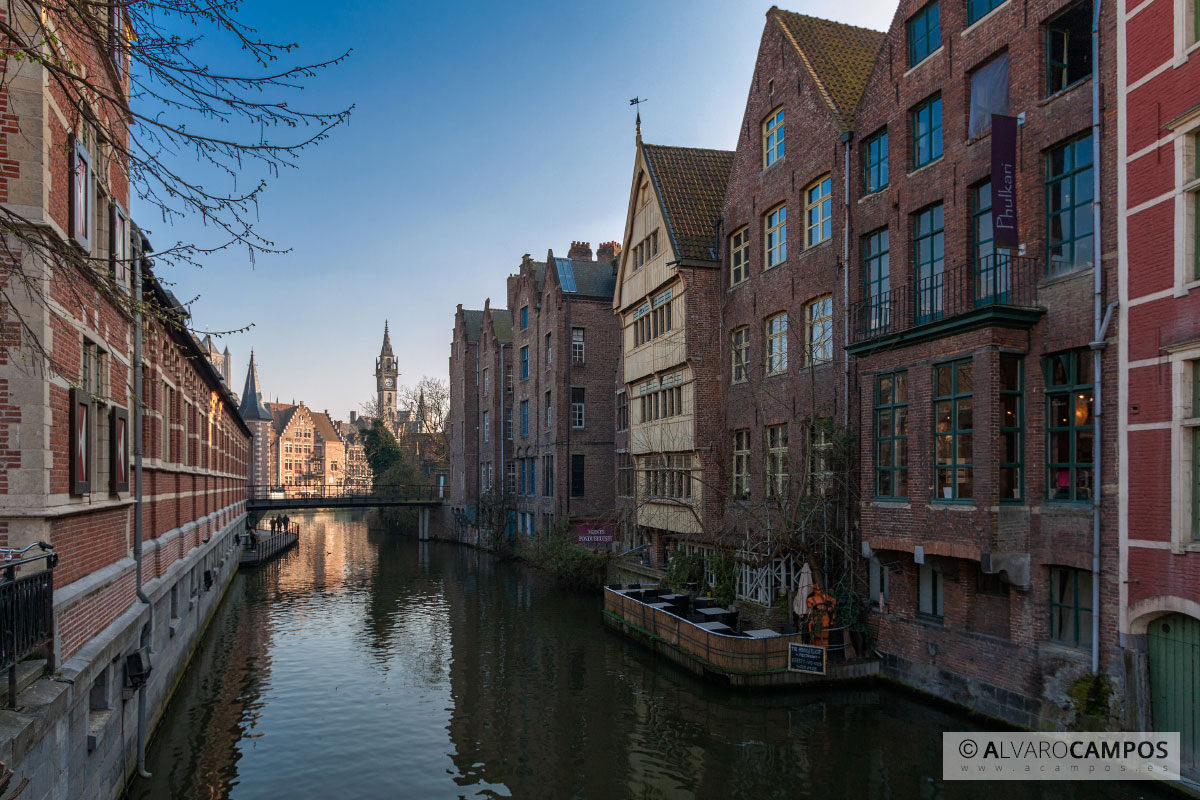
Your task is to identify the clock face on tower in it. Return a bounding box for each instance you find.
[384,377,394,388]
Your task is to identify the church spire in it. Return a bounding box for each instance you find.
[380,320,394,357]
[239,350,272,422]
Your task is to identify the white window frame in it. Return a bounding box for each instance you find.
[110,202,130,292]
[805,175,832,247]
[731,326,750,384]
[765,204,787,268]
[1167,344,1200,551]
[918,563,944,618]
[763,107,785,168]
[765,313,788,375]
[730,226,749,285]
[72,136,93,250]
[804,295,834,366]
[572,327,585,364]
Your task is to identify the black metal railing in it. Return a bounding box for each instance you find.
[243,524,299,563]
[850,253,1041,344]
[1,546,57,706]
[247,483,446,503]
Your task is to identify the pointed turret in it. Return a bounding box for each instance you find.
[238,350,272,422]
[380,320,394,358]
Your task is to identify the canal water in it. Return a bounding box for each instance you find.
[128,511,1168,799]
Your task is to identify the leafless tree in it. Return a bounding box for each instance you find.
[1,0,351,378]
[624,312,861,618]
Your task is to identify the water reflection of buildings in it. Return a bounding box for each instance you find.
[131,572,273,800]
[437,541,942,799]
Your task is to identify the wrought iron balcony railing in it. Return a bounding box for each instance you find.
[1,546,57,706]
[850,253,1041,345]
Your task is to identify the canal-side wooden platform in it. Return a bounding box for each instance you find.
[604,586,879,687]
[240,528,299,568]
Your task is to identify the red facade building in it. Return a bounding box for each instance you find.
[1117,0,1200,775]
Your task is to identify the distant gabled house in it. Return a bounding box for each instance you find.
[612,132,734,566]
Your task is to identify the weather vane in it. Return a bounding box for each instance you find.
[630,97,648,138]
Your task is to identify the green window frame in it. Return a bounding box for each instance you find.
[907,2,941,67]
[934,358,973,501]
[520,345,529,379]
[864,129,888,194]
[864,229,890,332]
[1045,350,1094,501]
[967,0,1004,24]
[911,95,943,170]
[999,355,1024,503]
[1046,134,1095,276]
[875,371,909,499]
[913,203,945,323]
[1046,4,1093,96]
[1050,567,1092,649]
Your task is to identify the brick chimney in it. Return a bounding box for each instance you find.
[597,241,621,264]
[568,241,592,260]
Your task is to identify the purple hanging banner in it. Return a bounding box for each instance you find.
[991,114,1019,248]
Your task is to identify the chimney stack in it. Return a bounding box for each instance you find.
[597,241,620,264]
[568,241,593,260]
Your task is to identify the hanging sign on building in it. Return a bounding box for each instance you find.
[991,114,1019,248]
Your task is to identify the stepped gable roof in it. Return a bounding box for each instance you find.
[311,411,342,443]
[488,309,513,343]
[269,403,299,437]
[238,351,272,422]
[642,144,735,262]
[554,257,617,301]
[770,8,886,131]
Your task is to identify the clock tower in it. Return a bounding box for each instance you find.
[375,320,398,418]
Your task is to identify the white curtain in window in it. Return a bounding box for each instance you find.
[969,53,1010,138]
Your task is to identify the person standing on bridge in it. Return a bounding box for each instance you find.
[283,514,290,533]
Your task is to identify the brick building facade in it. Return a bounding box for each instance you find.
[1117,0,1200,775]
[847,0,1119,727]
[717,11,882,612]
[508,245,621,538]
[0,1,252,795]
[448,305,487,526]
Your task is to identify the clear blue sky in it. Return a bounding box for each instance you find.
[150,0,892,420]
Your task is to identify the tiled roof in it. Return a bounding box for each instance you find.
[561,258,617,300]
[462,309,485,342]
[771,9,886,131]
[270,403,299,437]
[488,309,513,343]
[642,144,735,262]
[311,411,342,443]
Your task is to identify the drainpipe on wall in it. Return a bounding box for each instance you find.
[1089,0,1112,677]
[565,294,571,522]
[133,239,152,778]
[841,130,854,563]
